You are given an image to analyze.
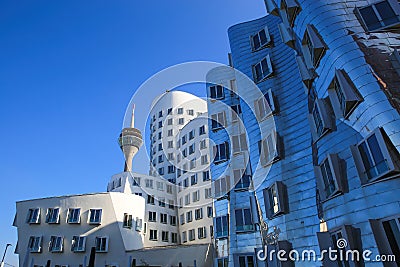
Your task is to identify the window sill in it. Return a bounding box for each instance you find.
[320,191,344,203]
[361,172,400,188]
[251,43,272,53]
[255,73,274,84]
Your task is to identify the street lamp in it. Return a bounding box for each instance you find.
[0,244,12,267]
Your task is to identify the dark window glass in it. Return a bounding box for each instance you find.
[376,1,399,26]
[360,6,381,31]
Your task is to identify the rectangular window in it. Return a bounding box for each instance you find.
[158,121,163,128]
[237,255,255,267]
[167,140,174,148]
[351,127,400,183]
[251,27,271,51]
[71,236,86,252]
[189,144,195,155]
[315,154,345,201]
[147,195,155,205]
[177,108,184,114]
[193,190,200,202]
[158,132,162,140]
[158,154,164,163]
[211,112,227,131]
[26,208,41,224]
[184,178,189,188]
[158,110,163,118]
[89,209,102,224]
[207,206,213,218]
[195,208,203,220]
[263,181,288,219]
[200,155,208,165]
[357,0,400,31]
[167,118,173,125]
[182,135,187,145]
[171,233,178,243]
[235,208,254,232]
[189,130,195,140]
[182,231,187,243]
[215,215,229,238]
[157,181,164,191]
[231,104,242,122]
[168,199,175,209]
[185,194,190,205]
[160,213,168,224]
[180,214,185,225]
[205,188,212,199]
[145,179,153,188]
[200,140,207,150]
[188,109,194,116]
[149,230,158,241]
[210,85,224,100]
[233,169,251,190]
[254,89,276,120]
[199,125,206,135]
[167,108,172,115]
[198,227,207,239]
[253,55,273,83]
[49,236,64,252]
[45,208,60,224]
[170,215,177,226]
[167,153,174,161]
[213,175,230,199]
[191,174,198,185]
[158,167,164,175]
[123,213,133,228]
[167,165,175,174]
[148,211,157,222]
[162,231,169,242]
[159,198,166,207]
[135,217,143,231]
[95,237,108,252]
[186,211,193,222]
[302,24,327,68]
[217,258,229,267]
[213,142,230,163]
[28,236,42,253]
[178,118,184,125]
[203,171,210,181]
[189,229,196,241]
[231,133,248,154]
[308,98,334,141]
[258,132,281,166]
[67,208,81,224]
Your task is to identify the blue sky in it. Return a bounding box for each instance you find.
[0,1,265,265]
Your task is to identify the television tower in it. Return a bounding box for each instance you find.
[118,104,143,172]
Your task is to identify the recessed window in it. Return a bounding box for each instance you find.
[170,215,177,226]
[149,230,158,241]
[168,199,174,209]
[171,233,178,243]
[28,236,42,253]
[89,209,102,225]
[191,174,198,186]
[231,133,248,154]
[351,127,400,184]
[186,211,193,222]
[184,178,189,188]
[189,229,196,241]
[254,89,276,120]
[167,140,173,148]
[263,181,288,219]
[253,55,273,83]
[302,24,328,68]
[160,213,168,224]
[135,217,143,231]
[162,231,169,242]
[211,112,227,131]
[203,171,210,181]
[180,214,185,225]
[195,208,203,220]
[357,0,400,32]
[167,165,175,174]
[189,129,195,140]
[167,108,172,115]
[201,155,209,165]
[251,27,271,51]
[67,208,81,224]
[235,208,254,232]
[157,181,164,191]
[167,153,174,161]
[145,179,153,188]
[49,236,64,252]
[182,231,187,243]
[158,198,166,207]
[167,118,173,125]
[45,208,60,224]
[148,211,157,222]
[258,131,282,166]
[207,206,213,217]
[308,98,334,141]
[213,142,230,163]
[199,125,206,135]
[178,118,184,125]
[210,85,224,100]
[189,144,195,155]
[238,255,256,267]
[205,188,212,199]
[213,175,230,199]
[231,104,242,122]
[147,195,155,205]
[193,190,200,202]
[26,208,41,224]
[198,227,207,239]
[188,109,194,116]
[158,121,163,129]
[328,69,363,119]
[185,194,190,205]
[370,215,400,259]
[95,237,108,252]
[158,154,164,163]
[314,154,345,201]
[215,215,229,238]
[123,213,133,228]
[233,169,251,190]
[158,110,163,118]
[177,108,184,114]
[71,236,86,252]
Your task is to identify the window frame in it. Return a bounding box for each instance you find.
[26,208,41,224]
[254,89,276,121]
[301,24,327,69]
[356,0,400,32]
[231,133,248,154]
[263,181,289,219]
[314,154,345,201]
[308,98,334,142]
[258,131,282,167]
[234,208,254,233]
[45,208,60,224]
[49,236,64,253]
[252,55,273,83]
[250,26,271,52]
[211,111,227,131]
[209,84,225,100]
[213,141,230,164]
[95,236,109,253]
[71,236,86,253]
[88,209,102,225]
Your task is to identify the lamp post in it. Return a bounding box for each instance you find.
[0,244,12,267]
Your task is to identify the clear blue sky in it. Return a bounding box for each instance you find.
[0,1,265,265]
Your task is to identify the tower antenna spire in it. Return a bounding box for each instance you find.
[130,104,135,128]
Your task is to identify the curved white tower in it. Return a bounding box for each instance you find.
[148,91,207,183]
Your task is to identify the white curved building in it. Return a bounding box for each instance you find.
[148,91,208,183]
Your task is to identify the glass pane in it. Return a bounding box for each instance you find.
[235,210,244,226]
[252,35,260,50]
[375,1,399,26]
[259,29,268,46]
[261,58,269,76]
[321,160,336,196]
[359,6,381,31]
[239,256,246,267]
[255,64,262,81]
[383,219,400,259]
[243,209,252,226]
[247,256,254,267]
[367,134,388,176]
